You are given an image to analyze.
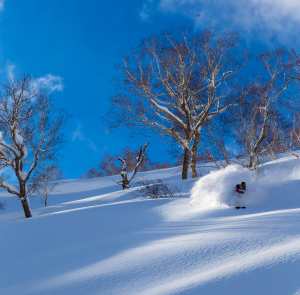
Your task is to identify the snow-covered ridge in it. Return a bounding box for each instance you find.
[0,155,300,294]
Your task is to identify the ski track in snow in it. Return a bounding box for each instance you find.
[1,158,300,294]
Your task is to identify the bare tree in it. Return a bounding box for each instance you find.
[118,144,148,189]
[0,76,64,218]
[236,50,296,169]
[285,112,300,158]
[290,113,300,149]
[85,149,138,178]
[30,165,62,207]
[86,154,119,178]
[85,145,170,178]
[113,30,240,179]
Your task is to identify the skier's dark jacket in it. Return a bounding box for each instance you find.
[235,184,245,194]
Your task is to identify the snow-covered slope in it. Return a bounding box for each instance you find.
[1,157,300,295]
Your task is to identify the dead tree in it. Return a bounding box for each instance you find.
[236,50,296,169]
[0,76,64,218]
[118,144,148,189]
[113,30,240,179]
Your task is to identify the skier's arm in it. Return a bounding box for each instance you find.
[237,188,245,194]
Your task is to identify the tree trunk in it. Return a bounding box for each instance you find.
[20,197,32,218]
[44,192,48,207]
[121,173,129,190]
[249,152,258,170]
[191,132,200,178]
[19,183,32,218]
[182,148,190,180]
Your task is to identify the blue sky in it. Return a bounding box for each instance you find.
[0,0,299,178]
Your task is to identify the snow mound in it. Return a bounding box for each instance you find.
[191,157,300,210]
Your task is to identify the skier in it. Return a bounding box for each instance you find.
[235,182,246,209]
[241,181,246,191]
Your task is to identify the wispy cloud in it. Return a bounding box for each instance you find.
[158,0,300,42]
[6,63,15,81]
[71,123,98,152]
[31,74,64,94]
[0,0,5,11]
[5,63,63,94]
[139,0,155,22]
[71,124,84,142]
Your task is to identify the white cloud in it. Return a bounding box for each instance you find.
[71,123,98,152]
[0,0,5,11]
[71,124,85,142]
[5,63,63,94]
[140,6,150,21]
[6,63,15,81]
[139,0,155,22]
[31,74,63,94]
[159,0,300,38]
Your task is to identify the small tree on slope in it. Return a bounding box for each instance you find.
[30,165,62,207]
[118,144,148,189]
[0,76,64,218]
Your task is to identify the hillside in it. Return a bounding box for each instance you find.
[1,156,300,295]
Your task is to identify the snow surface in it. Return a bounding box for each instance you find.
[1,157,300,294]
